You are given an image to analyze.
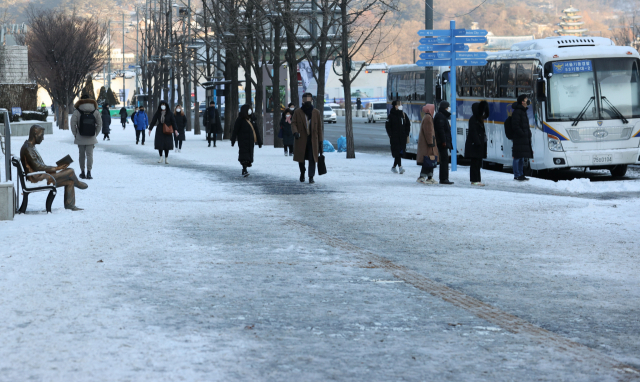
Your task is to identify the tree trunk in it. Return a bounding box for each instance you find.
[272,20,283,148]
[193,55,201,135]
[341,0,355,158]
[244,63,252,106]
[284,1,299,107]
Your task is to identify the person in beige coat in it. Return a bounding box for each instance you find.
[291,92,323,184]
[416,104,438,184]
[70,94,102,179]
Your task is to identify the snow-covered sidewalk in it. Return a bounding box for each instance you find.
[1,124,639,381]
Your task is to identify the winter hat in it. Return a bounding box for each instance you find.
[422,104,435,117]
[438,101,450,111]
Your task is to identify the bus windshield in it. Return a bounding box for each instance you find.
[547,58,640,121]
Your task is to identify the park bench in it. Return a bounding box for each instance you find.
[11,156,57,213]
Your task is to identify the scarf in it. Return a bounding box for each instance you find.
[301,103,313,135]
[160,110,166,124]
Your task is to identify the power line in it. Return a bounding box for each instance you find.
[423,0,489,18]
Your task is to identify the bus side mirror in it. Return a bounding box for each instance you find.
[536,79,546,102]
[435,85,442,102]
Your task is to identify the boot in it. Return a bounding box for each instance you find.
[79,171,86,179]
[398,166,405,174]
[86,171,92,180]
[309,177,315,184]
[165,156,170,164]
[208,141,211,147]
[158,156,164,163]
[300,172,305,182]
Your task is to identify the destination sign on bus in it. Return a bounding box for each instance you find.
[552,60,593,74]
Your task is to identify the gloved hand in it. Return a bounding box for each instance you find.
[441,142,447,148]
[294,132,300,139]
[231,141,235,147]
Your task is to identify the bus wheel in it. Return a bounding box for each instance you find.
[610,165,628,177]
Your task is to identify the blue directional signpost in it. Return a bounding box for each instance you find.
[416,21,488,171]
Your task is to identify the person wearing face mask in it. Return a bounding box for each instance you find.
[385,100,411,174]
[291,93,323,184]
[280,108,294,156]
[511,94,533,181]
[148,100,178,164]
[231,104,263,177]
[174,104,188,152]
[133,106,149,145]
[416,104,438,184]
[433,101,454,185]
[465,101,490,186]
[288,103,296,113]
[203,100,222,147]
[101,104,112,141]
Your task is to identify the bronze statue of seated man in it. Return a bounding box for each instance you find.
[20,125,88,211]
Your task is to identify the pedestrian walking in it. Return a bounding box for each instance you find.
[148,100,177,164]
[292,92,323,184]
[119,106,128,129]
[174,104,187,152]
[434,101,454,185]
[280,108,294,156]
[385,100,411,174]
[101,104,111,141]
[511,94,533,181]
[133,106,148,145]
[69,94,102,180]
[464,101,490,186]
[416,104,438,184]
[231,104,263,177]
[203,100,222,147]
[288,102,296,112]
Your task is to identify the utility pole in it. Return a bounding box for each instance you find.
[123,12,126,106]
[108,22,111,90]
[425,0,434,104]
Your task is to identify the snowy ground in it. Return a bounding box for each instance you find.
[1,121,640,381]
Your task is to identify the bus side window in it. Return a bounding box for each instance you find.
[485,62,496,98]
[387,73,395,101]
[416,72,425,101]
[471,67,484,97]
[462,67,471,97]
[516,62,533,97]
[456,67,464,97]
[499,62,516,98]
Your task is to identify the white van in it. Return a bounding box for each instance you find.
[367,101,388,123]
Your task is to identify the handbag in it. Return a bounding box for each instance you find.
[422,155,438,169]
[318,154,327,175]
[162,123,173,135]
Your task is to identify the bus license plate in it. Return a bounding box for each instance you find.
[592,154,612,164]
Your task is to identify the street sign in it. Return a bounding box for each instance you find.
[454,44,470,51]
[458,59,488,66]
[417,29,452,37]
[456,52,489,59]
[419,52,452,59]
[418,44,454,52]
[455,36,488,44]
[416,59,452,67]
[463,29,488,36]
[419,37,451,44]
[452,28,466,36]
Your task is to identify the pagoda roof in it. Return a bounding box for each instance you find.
[561,15,582,20]
[558,21,585,26]
[562,6,580,13]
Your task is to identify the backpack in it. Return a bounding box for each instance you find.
[504,115,514,140]
[78,110,97,136]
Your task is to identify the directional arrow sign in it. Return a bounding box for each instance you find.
[452,28,467,36]
[419,52,452,59]
[455,36,488,44]
[456,52,489,59]
[419,37,451,44]
[417,29,452,37]
[463,29,488,36]
[454,44,470,51]
[458,59,488,66]
[418,44,454,52]
[416,59,452,67]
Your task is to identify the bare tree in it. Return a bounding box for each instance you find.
[339,0,396,158]
[24,7,107,129]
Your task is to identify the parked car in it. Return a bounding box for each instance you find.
[366,101,388,123]
[323,105,337,124]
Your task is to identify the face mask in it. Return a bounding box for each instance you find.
[248,110,253,115]
[176,108,181,112]
[290,107,295,111]
[446,107,451,112]
[161,105,166,110]
[140,109,144,112]
[397,105,403,111]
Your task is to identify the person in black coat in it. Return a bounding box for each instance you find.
[464,100,489,186]
[385,100,411,174]
[119,106,128,129]
[434,101,454,185]
[101,105,111,140]
[231,104,263,177]
[203,100,222,147]
[173,104,188,152]
[149,100,178,164]
[511,94,533,181]
[280,109,294,156]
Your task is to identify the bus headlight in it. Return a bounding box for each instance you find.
[548,134,563,152]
